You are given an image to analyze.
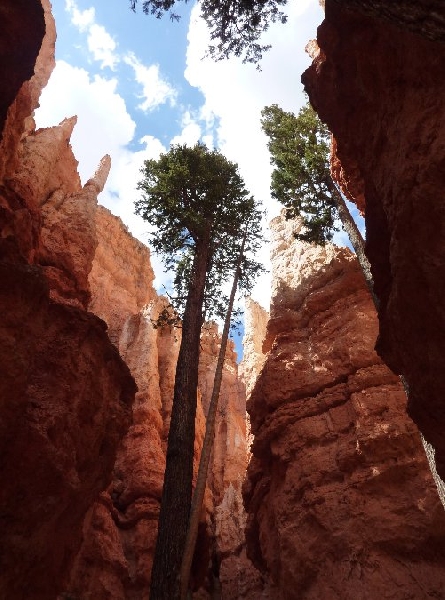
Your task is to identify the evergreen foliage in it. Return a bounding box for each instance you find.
[135,142,264,325]
[262,101,378,307]
[261,102,339,244]
[129,0,287,65]
[136,142,264,599]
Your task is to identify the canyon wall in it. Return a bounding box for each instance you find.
[61,206,262,599]
[303,0,445,480]
[0,2,135,598]
[243,214,445,599]
[1,2,260,596]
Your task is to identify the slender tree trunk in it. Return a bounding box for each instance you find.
[179,230,247,600]
[330,182,380,311]
[150,231,211,600]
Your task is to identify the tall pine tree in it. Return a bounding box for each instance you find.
[135,143,264,599]
[261,102,377,306]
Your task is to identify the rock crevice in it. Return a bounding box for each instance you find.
[243,214,445,599]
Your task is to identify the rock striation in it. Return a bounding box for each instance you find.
[61,208,261,598]
[1,2,261,596]
[303,0,445,481]
[0,2,135,599]
[243,214,445,599]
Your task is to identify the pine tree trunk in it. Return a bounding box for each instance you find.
[150,231,211,600]
[331,182,380,311]
[179,231,247,599]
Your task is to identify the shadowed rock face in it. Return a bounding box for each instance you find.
[0,264,134,600]
[0,3,136,597]
[243,215,445,599]
[303,0,445,480]
[332,0,445,41]
[0,0,45,140]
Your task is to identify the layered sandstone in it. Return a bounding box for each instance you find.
[243,215,445,599]
[241,298,268,399]
[62,208,261,598]
[0,2,135,598]
[303,0,445,480]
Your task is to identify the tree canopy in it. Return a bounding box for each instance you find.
[135,142,264,324]
[136,142,264,599]
[262,101,378,307]
[261,102,339,244]
[129,0,287,65]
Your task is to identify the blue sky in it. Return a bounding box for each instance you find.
[36,0,329,358]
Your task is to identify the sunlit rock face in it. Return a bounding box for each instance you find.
[243,214,445,599]
[61,207,263,599]
[241,298,268,398]
[303,0,445,481]
[0,3,135,598]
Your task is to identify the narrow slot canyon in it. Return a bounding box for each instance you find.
[1,1,445,598]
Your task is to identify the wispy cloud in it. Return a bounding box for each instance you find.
[184,0,324,309]
[124,52,177,112]
[65,0,119,70]
[87,23,119,70]
[64,1,177,111]
[65,0,94,30]
[170,111,202,146]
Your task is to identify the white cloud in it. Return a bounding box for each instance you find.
[170,111,202,146]
[65,0,94,31]
[124,52,177,112]
[87,23,118,70]
[184,0,324,310]
[66,0,119,70]
[35,61,135,182]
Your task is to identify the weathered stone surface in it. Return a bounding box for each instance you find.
[63,220,170,597]
[89,205,154,345]
[0,266,135,600]
[0,1,44,138]
[240,298,268,398]
[303,0,445,481]
[331,0,445,41]
[243,215,445,599]
[199,323,247,504]
[0,0,49,148]
[0,3,136,597]
[197,324,266,598]
[63,207,262,598]
[0,0,55,263]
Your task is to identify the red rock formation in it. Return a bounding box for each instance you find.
[302,0,445,480]
[198,324,267,599]
[0,264,134,600]
[62,206,262,598]
[0,0,46,143]
[243,215,445,599]
[2,2,258,597]
[0,3,135,598]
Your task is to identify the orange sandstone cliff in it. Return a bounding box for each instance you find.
[0,2,135,598]
[243,214,445,599]
[4,1,445,598]
[61,206,263,599]
[302,0,445,481]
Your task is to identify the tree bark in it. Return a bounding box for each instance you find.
[331,182,380,311]
[149,230,211,600]
[179,230,247,599]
